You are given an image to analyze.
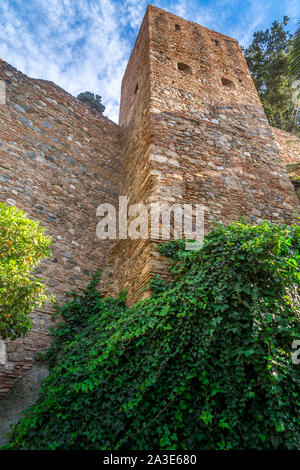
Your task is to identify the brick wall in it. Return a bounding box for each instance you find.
[101,10,154,304]
[271,127,300,199]
[271,127,300,166]
[0,5,299,399]
[0,59,123,396]
[103,6,299,304]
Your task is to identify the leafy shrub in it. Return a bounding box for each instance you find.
[0,203,52,340]
[5,221,300,450]
[77,91,105,115]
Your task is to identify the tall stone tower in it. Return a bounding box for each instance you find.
[0,6,299,439]
[102,5,299,304]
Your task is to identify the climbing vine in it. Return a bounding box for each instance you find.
[5,221,300,450]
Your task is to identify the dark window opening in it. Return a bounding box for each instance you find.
[175,24,181,31]
[177,63,192,74]
[134,83,139,94]
[221,77,235,88]
[214,39,220,46]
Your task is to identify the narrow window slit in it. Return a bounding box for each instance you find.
[221,77,235,88]
[177,63,192,74]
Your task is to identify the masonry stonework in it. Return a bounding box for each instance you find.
[102,5,300,303]
[0,5,299,438]
[0,59,123,399]
[271,127,300,198]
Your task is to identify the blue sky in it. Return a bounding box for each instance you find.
[0,1,299,122]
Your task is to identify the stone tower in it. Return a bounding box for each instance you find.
[101,5,299,304]
[0,5,299,440]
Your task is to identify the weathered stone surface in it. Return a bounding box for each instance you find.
[0,59,123,397]
[0,364,49,445]
[102,5,299,304]
[272,127,300,199]
[272,127,300,166]
[0,5,299,404]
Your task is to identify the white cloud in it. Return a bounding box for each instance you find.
[121,0,148,29]
[228,0,268,46]
[0,0,132,122]
[0,0,297,122]
[286,0,300,26]
[169,0,189,18]
[0,0,192,122]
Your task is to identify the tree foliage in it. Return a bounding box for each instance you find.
[5,221,300,450]
[290,20,300,83]
[77,91,105,115]
[243,17,299,135]
[0,203,53,340]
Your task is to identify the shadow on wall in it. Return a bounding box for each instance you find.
[0,364,48,445]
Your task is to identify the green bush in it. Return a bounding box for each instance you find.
[0,203,53,340]
[5,221,300,450]
[77,91,105,115]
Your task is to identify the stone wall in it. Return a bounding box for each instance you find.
[103,5,300,304]
[0,59,123,397]
[0,4,299,415]
[271,127,300,199]
[148,6,299,223]
[271,127,300,166]
[0,364,48,445]
[101,10,154,304]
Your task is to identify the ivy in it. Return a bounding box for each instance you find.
[4,221,300,450]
